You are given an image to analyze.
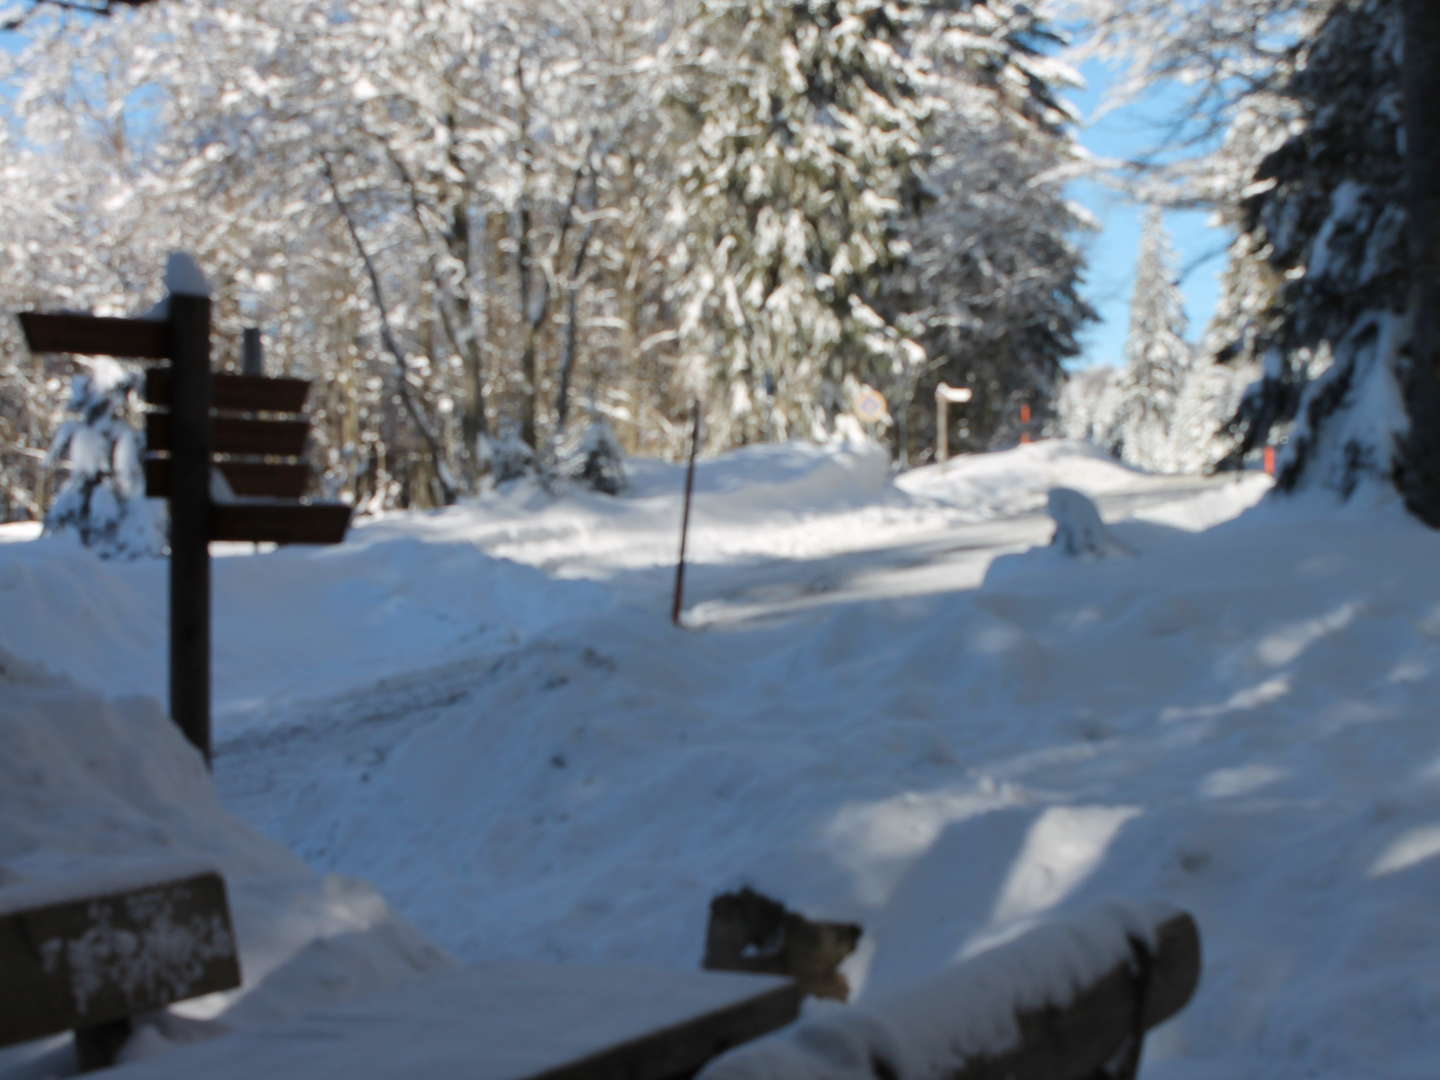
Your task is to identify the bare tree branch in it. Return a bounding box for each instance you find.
[2,0,154,32]
[321,154,457,506]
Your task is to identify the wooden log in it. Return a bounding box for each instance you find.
[145,368,309,414]
[145,458,311,499]
[167,294,213,767]
[0,872,241,1051]
[147,413,309,458]
[17,312,169,359]
[210,502,352,545]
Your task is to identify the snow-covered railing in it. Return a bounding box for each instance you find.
[0,867,241,1072]
[697,904,1200,1080]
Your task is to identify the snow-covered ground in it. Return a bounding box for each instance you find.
[4,438,1439,1078]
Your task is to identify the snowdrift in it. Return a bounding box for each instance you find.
[3,440,1438,1079]
[0,651,450,1075]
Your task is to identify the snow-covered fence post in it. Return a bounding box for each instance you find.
[1046,488,1132,560]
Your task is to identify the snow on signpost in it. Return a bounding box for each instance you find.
[935,383,972,463]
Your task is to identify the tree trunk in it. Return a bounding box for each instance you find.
[1398,0,1440,527]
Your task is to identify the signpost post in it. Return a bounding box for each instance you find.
[934,383,972,463]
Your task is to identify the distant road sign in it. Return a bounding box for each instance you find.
[855,385,888,422]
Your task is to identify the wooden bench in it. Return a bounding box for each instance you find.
[95,961,799,1080]
[697,906,1202,1080]
[0,869,241,1072]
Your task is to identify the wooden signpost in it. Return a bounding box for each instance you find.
[19,286,351,767]
[935,382,972,463]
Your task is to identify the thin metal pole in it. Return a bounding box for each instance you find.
[168,294,213,767]
[671,402,701,628]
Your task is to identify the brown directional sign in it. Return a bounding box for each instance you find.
[147,413,310,457]
[144,458,311,499]
[17,311,170,359]
[145,369,310,414]
[211,503,352,545]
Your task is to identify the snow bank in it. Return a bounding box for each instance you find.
[5,439,1438,1079]
[897,440,1149,519]
[0,651,450,1076]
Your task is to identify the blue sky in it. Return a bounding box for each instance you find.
[1064,59,1231,370]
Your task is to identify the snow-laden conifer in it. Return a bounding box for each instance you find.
[898,0,1095,461]
[1113,208,1192,472]
[1206,0,1408,496]
[43,360,163,559]
[668,0,933,448]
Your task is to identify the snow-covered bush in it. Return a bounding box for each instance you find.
[556,420,627,496]
[43,360,163,559]
[478,423,536,487]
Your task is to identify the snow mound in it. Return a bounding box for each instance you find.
[898,440,1149,519]
[0,651,450,1075]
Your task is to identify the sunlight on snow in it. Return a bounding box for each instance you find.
[1369,826,1440,878]
[1253,602,1363,668]
[1199,764,1288,799]
[821,788,1018,908]
[986,806,1139,926]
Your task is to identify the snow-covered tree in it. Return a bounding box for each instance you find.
[1396,0,1440,526]
[1056,363,1122,453]
[1075,0,1440,519]
[897,0,1095,461]
[1112,207,1191,471]
[557,419,627,495]
[1206,0,1408,496]
[668,0,933,449]
[43,360,163,558]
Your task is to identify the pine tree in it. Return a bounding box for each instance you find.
[43,360,163,559]
[668,0,932,449]
[899,0,1095,461]
[1396,0,1440,525]
[1113,208,1192,472]
[1208,0,1408,496]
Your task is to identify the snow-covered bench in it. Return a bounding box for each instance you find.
[0,867,241,1072]
[697,904,1200,1080]
[93,962,800,1080]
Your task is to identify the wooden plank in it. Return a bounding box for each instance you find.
[88,963,797,1080]
[168,294,213,768]
[533,978,801,1080]
[145,368,310,413]
[17,312,169,359]
[211,502,351,545]
[146,458,311,499]
[0,872,241,1049]
[147,413,309,457]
